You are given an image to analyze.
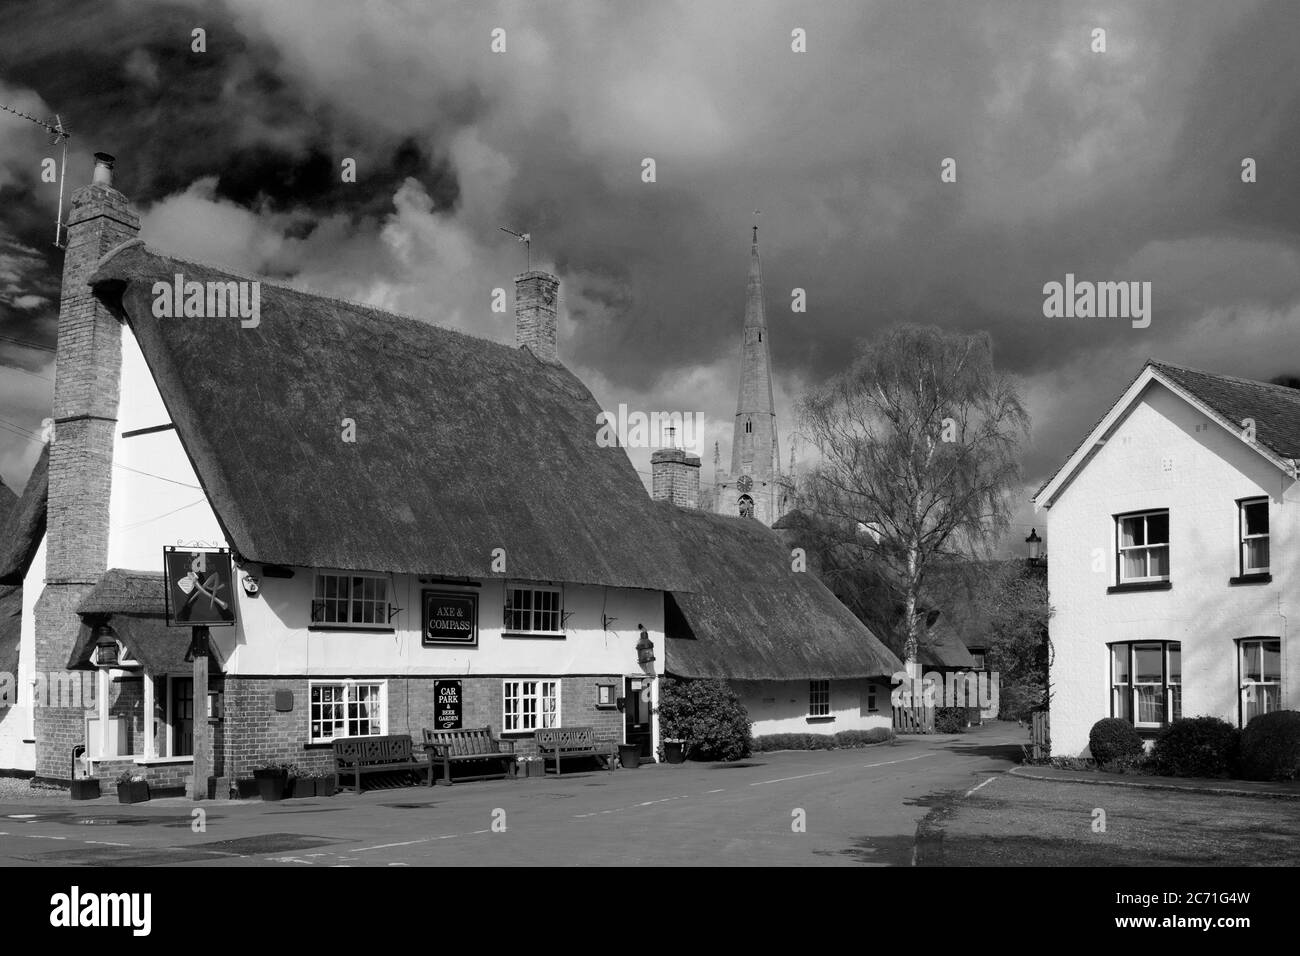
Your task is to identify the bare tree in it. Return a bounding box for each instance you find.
[799,325,1029,670]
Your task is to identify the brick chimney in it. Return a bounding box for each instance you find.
[651,447,701,509]
[33,151,139,779]
[515,270,559,363]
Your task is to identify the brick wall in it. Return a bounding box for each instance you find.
[220,674,628,780]
[35,162,140,783]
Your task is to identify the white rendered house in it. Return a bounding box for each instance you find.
[1034,361,1296,756]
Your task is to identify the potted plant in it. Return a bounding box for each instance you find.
[116,770,150,805]
[289,765,316,799]
[617,742,641,769]
[313,770,337,797]
[518,755,545,778]
[251,762,291,802]
[663,739,687,764]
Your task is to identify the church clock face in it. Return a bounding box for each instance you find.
[737,475,753,493]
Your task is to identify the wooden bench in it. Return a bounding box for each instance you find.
[535,726,616,776]
[422,726,516,786]
[333,734,431,792]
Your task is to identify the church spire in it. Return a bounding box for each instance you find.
[730,226,781,505]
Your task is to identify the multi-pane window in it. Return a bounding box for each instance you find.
[1239,639,1282,726]
[1110,642,1181,729]
[502,680,560,732]
[1239,499,1270,575]
[313,573,389,626]
[172,678,194,757]
[504,587,562,633]
[809,679,830,717]
[1116,511,1170,583]
[309,681,385,742]
[867,684,878,712]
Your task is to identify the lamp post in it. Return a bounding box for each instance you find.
[1025,528,1042,564]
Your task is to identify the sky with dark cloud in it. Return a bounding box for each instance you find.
[2,0,1300,556]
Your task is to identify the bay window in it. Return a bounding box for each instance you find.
[1110,641,1180,729]
[1239,639,1282,726]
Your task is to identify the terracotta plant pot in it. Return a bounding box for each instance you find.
[618,743,641,769]
[664,741,686,764]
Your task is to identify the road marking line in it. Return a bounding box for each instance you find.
[355,838,430,851]
[862,754,934,769]
[7,814,36,819]
[750,770,834,786]
[964,776,997,798]
[27,834,66,840]
[84,840,129,847]
[704,789,725,794]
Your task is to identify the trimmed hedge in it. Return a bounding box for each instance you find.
[751,728,894,752]
[1238,710,1300,781]
[935,707,967,734]
[1152,717,1239,778]
[1088,717,1144,764]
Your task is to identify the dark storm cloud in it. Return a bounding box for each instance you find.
[2,0,1300,538]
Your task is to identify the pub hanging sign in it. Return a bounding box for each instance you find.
[164,547,237,627]
[422,590,478,647]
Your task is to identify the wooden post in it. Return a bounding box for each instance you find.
[189,626,210,800]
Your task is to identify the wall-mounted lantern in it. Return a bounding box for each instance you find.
[241,572,260,596]
[93,625,118,667]
[1025,528,1042,562]
[635,625,655,666]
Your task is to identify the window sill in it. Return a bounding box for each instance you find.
[307,625,396,633]
[501,631,566,639]
[805,715,835,723]
[133,756,193,766]
[1107,581,1172,594]
[1229,573,1271,586]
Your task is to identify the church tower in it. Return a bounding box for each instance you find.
[713,227,786,524]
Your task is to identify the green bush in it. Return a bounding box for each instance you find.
[1088,718,1144,764]
[751,728,894,752]
[657,678,752,761]
[1152,717,1239,778]
[1238,710,1300,781]
[935,707,967,734]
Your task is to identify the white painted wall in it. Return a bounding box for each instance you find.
[734,678,892,738]
[0,534,44,771]
[1044,382,1298,755]
[106,325,226,569]
[215,573,664,681]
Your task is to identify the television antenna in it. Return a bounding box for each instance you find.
[499,226,531,271]
[0,102,72,247]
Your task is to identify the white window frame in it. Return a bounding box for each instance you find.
[808,679,831,718]
[503,586,564,636]
[1239,498,1270,575]
[1238,638,1282,727]
[502,679,561,733]
[1110,641,1181,730]
[308,679,388,743]
[1116,510,1170,584]
[311,571,392,628]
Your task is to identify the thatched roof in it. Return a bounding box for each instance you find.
[0,444,48,586]
[659,502,903,681]
[89,243,693,591]
[0,585,21,676]
[0,479,15,525]
[69,569,221,675]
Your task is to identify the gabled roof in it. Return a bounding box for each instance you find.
[88,243,694,592]
[660,502,903,681]
[76,568,166,616]
[0,443,49,585]
[1034,360,1300,508]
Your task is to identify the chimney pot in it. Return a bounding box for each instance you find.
[92,152,116,186]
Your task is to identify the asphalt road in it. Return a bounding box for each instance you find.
[0,725,1026,867]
